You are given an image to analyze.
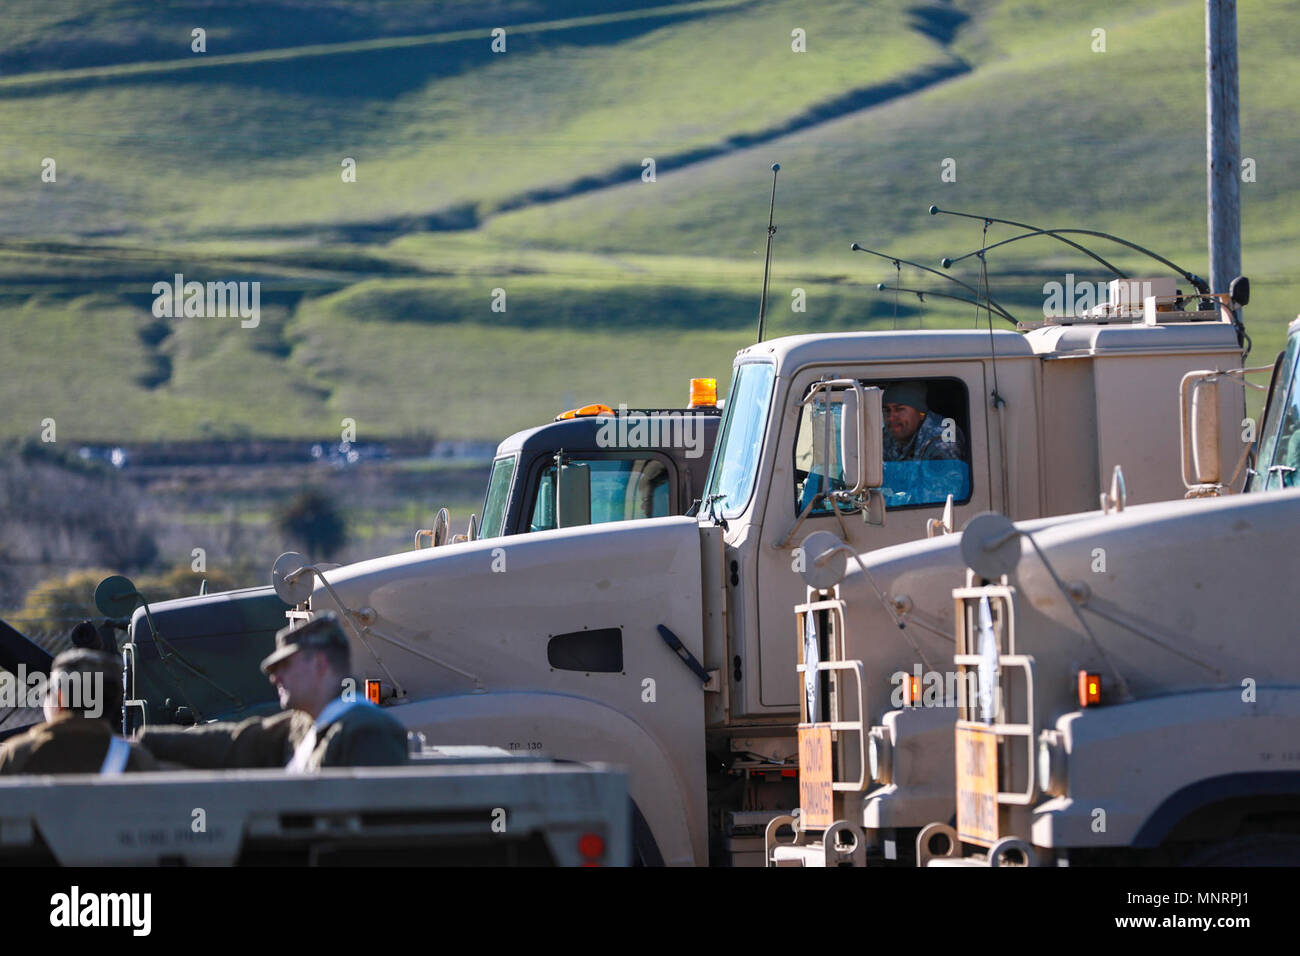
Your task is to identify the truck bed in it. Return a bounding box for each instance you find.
[0,748,628,866]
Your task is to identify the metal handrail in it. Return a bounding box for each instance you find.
[796,657,868,791]
[954,652,1037,805]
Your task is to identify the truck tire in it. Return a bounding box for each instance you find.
[1184,833,1300,866]
[631,800,664,867]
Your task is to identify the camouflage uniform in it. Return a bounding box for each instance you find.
[883,412,966,461]
[881,414,970,506]
[0,713,157,775]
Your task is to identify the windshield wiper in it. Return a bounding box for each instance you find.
[704,493,729,529]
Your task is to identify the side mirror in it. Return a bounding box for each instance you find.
[1229,275,1250,307]
[556,462,591,528]
[432,508,451,547]
[840,385,883,494]
[94,574,143,619]
[467,513,479,541]
[1179,372,1222,488]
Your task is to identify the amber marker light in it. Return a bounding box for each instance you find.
[904,672,922,707]
[1078,671,1101,707]
[689,377,717,408]
[555,403,614,420]
[366,679,382,705]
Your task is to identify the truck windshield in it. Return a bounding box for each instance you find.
[479,455,516,538]
[529,457,672,530]
[703,362,776,518]
[1251,333,1300,490]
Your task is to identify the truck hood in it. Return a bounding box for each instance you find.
[992,487,1300,713]
[310,516,707,702]
[834,509,1111,720]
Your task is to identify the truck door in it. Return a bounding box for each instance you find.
[751,364,993,711]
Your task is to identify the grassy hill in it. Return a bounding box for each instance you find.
[2,0,1297,441]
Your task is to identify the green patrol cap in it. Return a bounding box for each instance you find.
[260,612,348,673]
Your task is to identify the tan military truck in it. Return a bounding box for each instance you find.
[270,280,1246,866]
[917,314,1300,866]
[773,302,1294,868]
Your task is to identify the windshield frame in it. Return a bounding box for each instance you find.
[702,360,777,520]
[479,454,517,538]
[1249,331,1300,491]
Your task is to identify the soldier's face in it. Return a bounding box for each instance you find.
[884,402,924,443]
[267,651,322,711]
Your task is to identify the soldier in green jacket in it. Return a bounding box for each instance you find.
[138,613,408,771]
[0,648,156,775]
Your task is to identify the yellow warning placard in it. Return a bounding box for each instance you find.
[955,721,998,847]
[798,725,834,829]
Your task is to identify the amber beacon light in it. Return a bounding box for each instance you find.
[689,378,717,408]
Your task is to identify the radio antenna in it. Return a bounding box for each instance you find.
[874,283,1019,326]
[850,243,1017,327]
[929,205,1125,277]
[943,226,1210,294]
[755,163,780,343]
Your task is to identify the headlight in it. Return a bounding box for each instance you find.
[867,726,892,785]
[1037,730,1066,797]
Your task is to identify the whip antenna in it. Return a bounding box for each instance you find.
[755,163,780,342]
[850,243,1017,326]
[929,204,1125,278]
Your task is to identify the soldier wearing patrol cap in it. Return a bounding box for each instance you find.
[0,648,156,775]
[137,612,408,771]
[881,382,966,462]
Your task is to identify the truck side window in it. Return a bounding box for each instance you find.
[793,378,974,514]
[530,458,672,531]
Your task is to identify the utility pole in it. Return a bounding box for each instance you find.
[1206,0,1241,294]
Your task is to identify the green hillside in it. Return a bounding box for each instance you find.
[2,0,1296,441]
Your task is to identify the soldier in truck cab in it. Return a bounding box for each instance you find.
[879,382,970,508]
[881,382,966,461]
[137,613,408,771]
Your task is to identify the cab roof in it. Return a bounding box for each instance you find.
[494,409,722,459]
[739,329,1033,373]
[741,320,1240,372]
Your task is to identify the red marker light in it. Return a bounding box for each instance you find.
[578,833,605,861]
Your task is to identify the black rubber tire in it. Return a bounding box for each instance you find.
[1183,833,1300,866]
[630,799,664,867]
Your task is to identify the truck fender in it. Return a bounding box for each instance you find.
[386,691,705,866]
[1031,687,1300,849]
[1133,771,1300,848]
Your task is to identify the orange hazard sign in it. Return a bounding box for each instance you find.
[798,725,834,829]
